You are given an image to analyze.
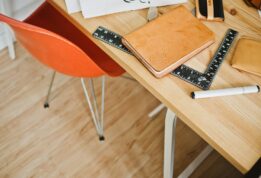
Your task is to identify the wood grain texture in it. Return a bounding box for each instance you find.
[0,44,243,178]
[47,0,261,174]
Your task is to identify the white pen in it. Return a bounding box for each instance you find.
[191,85,260,99]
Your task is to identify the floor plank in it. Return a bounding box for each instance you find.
[0,43,244,178]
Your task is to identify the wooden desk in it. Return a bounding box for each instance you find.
[48,0,261,176]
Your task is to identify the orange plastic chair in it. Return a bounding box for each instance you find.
[0,1,125,141]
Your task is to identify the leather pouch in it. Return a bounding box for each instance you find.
[122,6,215,78]
[195,0,224,21]
[231,38,261,77]
[244,0,261,10]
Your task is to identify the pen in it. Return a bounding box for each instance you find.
[191,85,260,99]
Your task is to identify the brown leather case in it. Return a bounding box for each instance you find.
[195,0,224,22]
[244,0,261,10]
[122,6,215,78]
[251,0,261,9]
[231,38,261,77]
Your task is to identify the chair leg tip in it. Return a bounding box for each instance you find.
[44,103,49,108]
[99,136,105,142]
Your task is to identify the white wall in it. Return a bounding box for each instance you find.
[0,0,44,50]
[10,0,45,20]
[0,24,5,50]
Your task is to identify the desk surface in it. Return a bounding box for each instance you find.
[48,0,261,173]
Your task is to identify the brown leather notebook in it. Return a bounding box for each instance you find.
[231,38,261,77]
[122,6,215,78]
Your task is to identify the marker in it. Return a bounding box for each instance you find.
[191,85,260,99]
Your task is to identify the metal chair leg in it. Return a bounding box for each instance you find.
[89,79,100,121]
[100,76,105,134]
[81,76,106,141]
[44,71,56,108]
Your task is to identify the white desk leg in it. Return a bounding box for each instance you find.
[164,108,177,178]
[148,103,165,118]
[177,145,213,178]
[163,109,213,178]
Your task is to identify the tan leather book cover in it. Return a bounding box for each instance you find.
[231,38,261,77]
[122,5,215,78]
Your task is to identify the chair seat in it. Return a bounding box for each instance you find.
[24,2,124,77]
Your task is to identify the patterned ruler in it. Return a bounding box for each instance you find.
[172,29,238,90]
[93,26,133,55]
[92,26,238,90]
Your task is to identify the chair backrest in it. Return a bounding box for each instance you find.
[0,14,105,77]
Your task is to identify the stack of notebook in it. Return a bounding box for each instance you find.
[122,6,215,78]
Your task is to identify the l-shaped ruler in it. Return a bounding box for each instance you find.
[93,26,238,90]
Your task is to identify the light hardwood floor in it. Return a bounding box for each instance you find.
[0,43,243,178]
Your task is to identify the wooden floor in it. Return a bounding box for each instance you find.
[0,43,244,178]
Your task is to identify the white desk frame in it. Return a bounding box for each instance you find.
[164,108,213,178]
[0,0,15,59]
